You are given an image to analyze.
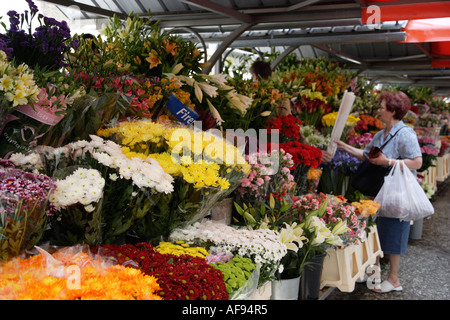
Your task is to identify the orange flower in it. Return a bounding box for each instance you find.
[145,50,161,69]
[163,40,178,56]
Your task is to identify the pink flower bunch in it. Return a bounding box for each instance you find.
[34,86,69,113]
[420,145,439,156]
[347,132,374,148]
[238,149,296,203]
[418,136,436,145]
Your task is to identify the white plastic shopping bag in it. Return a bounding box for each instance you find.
[374,160,434,221]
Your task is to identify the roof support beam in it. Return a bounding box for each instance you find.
[40,0,127,19]
[271,46,299,70]
[179,0,254,23]
[222,31,406,47]
[202,23,254,74]
[312,44,368,66]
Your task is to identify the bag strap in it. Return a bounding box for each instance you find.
[379,126,406,151]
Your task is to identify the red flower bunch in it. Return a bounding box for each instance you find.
[92,243,228,300]
[73,71,162,117]
[266,114,303,141]
[353,115,383,134]
[269,141,322,169]
[292,95,332,127]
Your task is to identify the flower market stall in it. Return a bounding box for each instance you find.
[1,0,449,302]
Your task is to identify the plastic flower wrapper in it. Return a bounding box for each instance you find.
[169,219,288,287]
[0,244,162,300]
[318,148,362,197]
[97,120,250,241]
[0,166,55,260]
[8,135,174,245]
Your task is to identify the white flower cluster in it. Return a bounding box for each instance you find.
[9,135,175,194]
[50,168,105,212]
[169,219,287,267]
[83,135,174,194]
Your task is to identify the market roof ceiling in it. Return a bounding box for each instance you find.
[42,0,450,96]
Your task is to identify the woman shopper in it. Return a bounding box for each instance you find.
[334,90,422,293]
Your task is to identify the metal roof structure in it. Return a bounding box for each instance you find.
[41,0,450,96]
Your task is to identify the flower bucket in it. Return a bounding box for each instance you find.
[0,168,55,260]
[210,197,234,225]
[271,276,301,300]
[299,252,326,300]
[252,281,272,300]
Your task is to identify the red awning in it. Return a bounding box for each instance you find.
[361,1,450,23]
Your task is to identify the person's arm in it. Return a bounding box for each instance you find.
[369,153,422,170]
[334,140,366,161]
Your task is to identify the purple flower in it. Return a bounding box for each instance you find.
[2,0,75,70]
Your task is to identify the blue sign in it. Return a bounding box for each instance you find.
[165,95,199,125]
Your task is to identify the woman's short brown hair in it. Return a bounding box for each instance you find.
[379,90,411,120]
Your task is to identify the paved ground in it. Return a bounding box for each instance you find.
[327,178,450,300]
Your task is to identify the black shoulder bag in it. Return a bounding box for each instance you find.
[351,127,406,197]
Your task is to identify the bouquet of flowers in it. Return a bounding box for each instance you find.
[266,114,302,143]
[292,94,332,128]
[169,219,288,286]
[285,57,355,100]
[418,136,439,172]
[162,71,252,130]
[0,0,76,70]
[236,149,296,206]
[0,245,162,300]
[351,199,380,233]
[225,76,289,131]
[0,50,40,156]
[291,194,351,270]
[268,140,322,194]
[9,135,174,246]
[0,166,55,260]
[346,132,374,149]
[300,125,330,149]
[318,148,362,197]
[275,222,308,279]
[93,242,228,300]
[97,120,250,240]
[352,114,383,134]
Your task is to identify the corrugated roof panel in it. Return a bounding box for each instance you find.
[139,0,169,13]
[95,0,125,14]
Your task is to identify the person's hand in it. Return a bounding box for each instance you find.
[333,140,347,151]
[321,150,333,162]
[368,152,389,166]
